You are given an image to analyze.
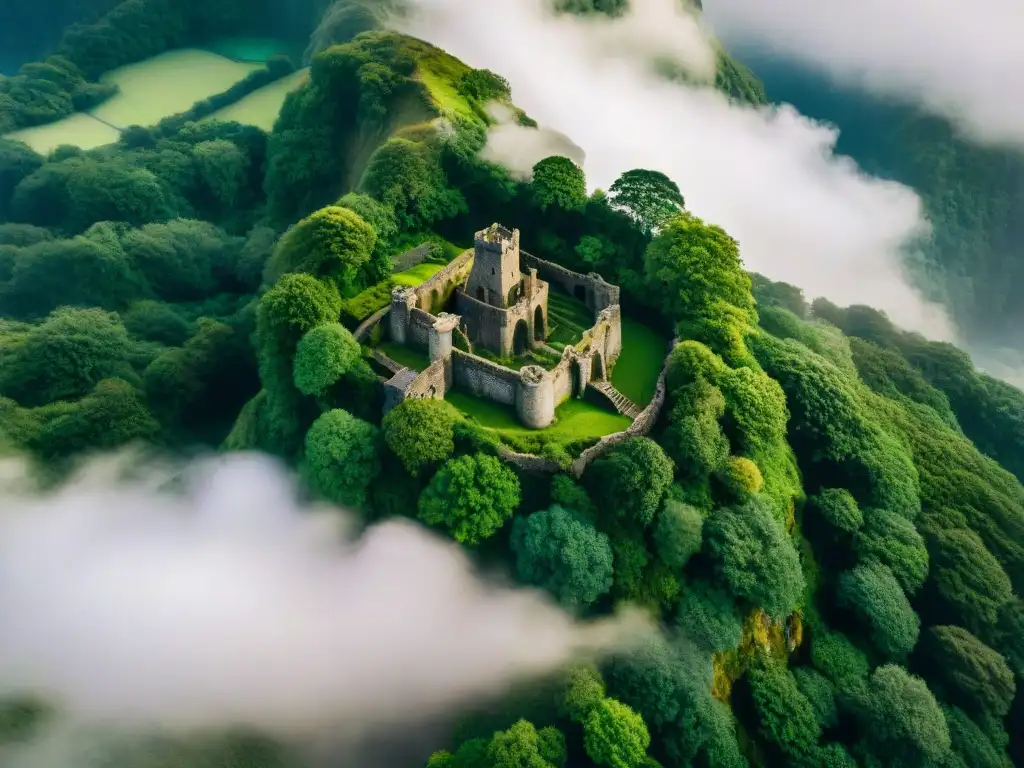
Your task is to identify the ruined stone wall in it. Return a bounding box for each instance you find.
[456,282,549,357]
[451,350,518,406]
[408,307,434,349]
[520,251,620,314]
[413,249,473,310]
[405,357,452,400]
[391,243,432,273]
[354,306,390,343]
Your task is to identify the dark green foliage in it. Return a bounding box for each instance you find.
[0,140,43,220]
[704,497,804,619]
[0,307,132,406]
[303,408,381,510]
[653,499,702,570]
[337,192,398,285]
[583,698,650,768]
[856,509,928,595]
[120,219,243,302]
[837,562,919,659]
[511,505,614,608]
[530,156,587,212]
[927,527,1013,638]
[746,661,821,762]
[809,488,863,535]
[942,705,1006,768]
[359,137,465,231]
[584,437,674,528]
[714,456,763,502]
[606,636,707,728]
[676,578,743,652]
[0,223,51,247]
[257,273,343,352]
[662,378,728,483]
[0,56,116,134]
[264,206,376,294]
[850,664,950,765]
[382,398,460,477]
[121,300,192,345]
[549,474,598,520]
[792,667,838,729]
[418,453,521,545]
[608,169,685,233]
[809,629,869,688]
[292,323,360,396]
[916,625,1015,719]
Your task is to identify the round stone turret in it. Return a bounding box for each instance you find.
[516,364,555,429]
[428,312,461,361]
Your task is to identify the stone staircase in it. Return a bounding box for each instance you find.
[589,380,642,419]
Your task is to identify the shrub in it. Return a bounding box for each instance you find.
[653,499,703,570]
[714,456,763,501]
[293,323,361,396]
[855,509,928,595]
[418,453,521,545]
[382,398,461,477]
[836,562,919,659]
[809,488,863,535]
[676,579,743,652]
[303,409,381,510]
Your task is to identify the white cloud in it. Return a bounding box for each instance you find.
[478,104,586,178]
[394,0,956,340]
[703,0,1024,147]
[0,451,648,743]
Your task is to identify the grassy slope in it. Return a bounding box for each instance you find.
[611,318,668,406]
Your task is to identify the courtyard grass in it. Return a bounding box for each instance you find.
[611,317,669,406]
[377,341,431,372]
[546,290,593,347]
[447,390,630,451]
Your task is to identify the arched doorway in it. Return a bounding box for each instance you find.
[476,286,486,302]
[533,305,546,341]
[513,320,530,356]
[571,360,583,396]
[590,352,604,381]
[574,284,587,304]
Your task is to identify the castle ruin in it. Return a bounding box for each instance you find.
[380,223,629,429]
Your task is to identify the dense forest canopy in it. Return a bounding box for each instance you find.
[1,1,1024,767]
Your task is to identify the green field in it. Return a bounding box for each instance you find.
[611,317,669,406]
[203,68,309,131]
[393,262,445,287]
[447,390,630,446]
[377,342,431,372]
[204,37,297,62]
[6,112,121,155]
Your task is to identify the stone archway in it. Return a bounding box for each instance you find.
[591,352,604,381]
[571,360,583,397]
[513,319,530,356]
[533,305,546,341]
[574,284,587,304]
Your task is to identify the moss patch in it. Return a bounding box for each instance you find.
[611,318,668,406]
[393,262,444,287]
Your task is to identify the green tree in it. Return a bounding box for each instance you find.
[928,528,1013,638]
[663,379,729,483]
[837,562,919,659]
[488,720,566,768]
[0,307,132,406]
[292,323,361,396]
[746,661,821,762]
[792,668,838,729]
[676,578,744,652]
[942,705,1005,768]
[855,509,928,595]
[809,629,869,688]
[337,191,398,285]
[382,398,461,477]
[0,139,43,220]
[851,665,950,765]
[193,139,248,208]
[644,212,755,360]
[704,497,805,619]
[653,499,703,570]
[609,169,685,232]
[809,488,863,535]
[418,453,521,544]
[511,505,614,608]
[64,159,169,231]
[121,300,192,346]
[264,205,376,293]
[584,437,674,527]
[530,156,587,212]
[583,698,650,768]
[916,625,1015,719]
[562,665,606,722]
[606,636,703,728]
[303,409,381,510]
[714,456,763,501]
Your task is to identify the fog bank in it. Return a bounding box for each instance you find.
[0,452,648,742]
[394,0,956,341]
[703,0,1024,148]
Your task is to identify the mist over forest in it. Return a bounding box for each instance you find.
[2,1,1024,767]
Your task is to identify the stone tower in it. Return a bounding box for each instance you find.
[465,224,521,308]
